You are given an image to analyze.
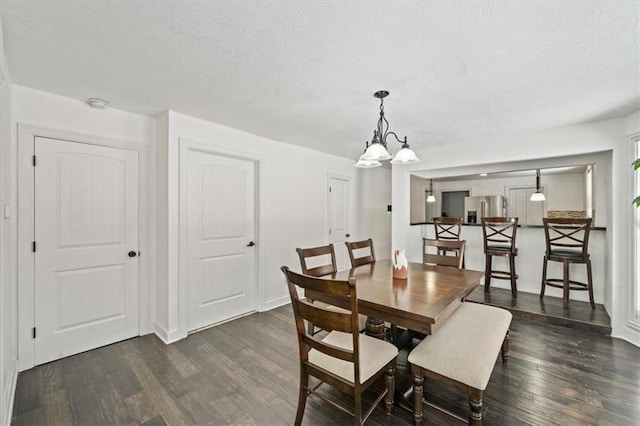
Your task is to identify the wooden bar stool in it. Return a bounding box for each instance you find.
[540,217,594,309]
[482,217,518,298]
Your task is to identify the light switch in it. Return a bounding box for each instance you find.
[4,205,10,219]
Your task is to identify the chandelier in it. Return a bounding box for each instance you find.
[530,169,546,201]
[354,90,420,168]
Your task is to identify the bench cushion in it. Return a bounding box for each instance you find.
[407,302,512,391]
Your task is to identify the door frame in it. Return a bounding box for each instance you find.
[326,173,353,270]
[178,138,263,335]
[17,124,152,371]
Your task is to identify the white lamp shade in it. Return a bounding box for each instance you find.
[530,191,546,201]
[354,154,382,168]
[426,194,436,203]
[362,143,392,161]
[390,147,420,164]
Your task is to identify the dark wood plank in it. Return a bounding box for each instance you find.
[12,305,640,425]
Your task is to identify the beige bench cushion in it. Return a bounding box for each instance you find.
[408,302,512,391]
[309,331,398,384]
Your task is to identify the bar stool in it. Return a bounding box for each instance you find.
[482,217,518,298]
[433,217,464,266]
[540,217,594,309]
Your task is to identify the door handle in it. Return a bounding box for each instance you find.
[346,233,351,238]
[128,251,137,258]
[247,241,255,247]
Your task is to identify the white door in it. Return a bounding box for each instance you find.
[34,137,139,365]
[185,149,257,332]
[328,176,351,270]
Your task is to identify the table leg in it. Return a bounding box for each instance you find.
[365,316,385,339]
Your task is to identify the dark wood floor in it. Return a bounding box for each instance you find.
[466,286,612,335]
[12,304,640,425]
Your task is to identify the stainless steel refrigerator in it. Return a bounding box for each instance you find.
[464,195,506,223]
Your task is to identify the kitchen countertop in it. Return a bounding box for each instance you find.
[410,221,606,231]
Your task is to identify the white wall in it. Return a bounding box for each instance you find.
[0,22,17,426]
[393,115,640,346]
[154,110,363,343]
[356,167,392,259]
[11,86,157,371]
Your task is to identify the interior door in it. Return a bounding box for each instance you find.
[185,149,257,332]
[328,176,351,270]
[34,137,139,365]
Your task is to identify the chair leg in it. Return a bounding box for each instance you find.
[509,255,517,298]
[501,330,510,363]
[468,388,483,426]
[411,369,424,425]
[384,365,395,415]
[294,369,308,426]
[587,259,595,309]
[540,256,548,299]
[484,254,492,292]
[354,389,362,426]
[563,261,570,309]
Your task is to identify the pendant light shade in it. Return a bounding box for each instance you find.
[530,169,546,201]
[362,142,392,161]
[426,179,436,203]
[354,153,382,168]
[390,144,420,164]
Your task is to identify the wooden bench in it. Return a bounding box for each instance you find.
[408,302,512,425]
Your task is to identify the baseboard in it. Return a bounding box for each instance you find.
[262,295,289,311]
[153,323,185,345]
[2,359,18,426]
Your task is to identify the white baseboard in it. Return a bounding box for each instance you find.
[2,359,18,426]
[153,323,185,345]
[262,295,290,311]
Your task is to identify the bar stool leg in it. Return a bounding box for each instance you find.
[540,256,548,299]
[509,255,517,298]
[484,254,492,292]
[563,261,570,309]
[587,259,595,309]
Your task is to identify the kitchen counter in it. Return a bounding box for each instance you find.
[410,221,606,231]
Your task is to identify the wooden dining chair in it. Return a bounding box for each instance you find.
[423,238,466,269]
[281,266,398,426]
[345,238,376,268]
[296,244,365,334]
[540,217,594,309]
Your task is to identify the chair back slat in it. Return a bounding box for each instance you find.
[434,217,462,241]
[345,238,376,268]
[482,217,518,252]
[423,239,466,268]
[296,244,337,277]
[543,218,592,257]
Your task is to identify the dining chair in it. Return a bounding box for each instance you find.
[408,302,512,425]
[296,244,366,334]
[540,217,594,309]
[433,217,464,265]
[423,238,466,269]
[482,217,519,298]
[345,238,375,268]
[281,266,397,426]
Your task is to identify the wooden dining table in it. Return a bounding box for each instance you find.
[309,259,484,339]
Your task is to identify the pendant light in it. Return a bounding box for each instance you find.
[355,90,420,168]
[427,179,436,203]
[530,169,546,201]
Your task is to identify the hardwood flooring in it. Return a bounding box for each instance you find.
[12,305,640,425]
[466,286,612,335]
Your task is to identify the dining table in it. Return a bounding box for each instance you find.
[308,259,485,340]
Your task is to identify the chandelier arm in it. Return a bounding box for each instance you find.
[385,131,406,145]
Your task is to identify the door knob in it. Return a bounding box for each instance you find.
[346,233,351,238]
[247,241,255,247]
[128,251,137,258]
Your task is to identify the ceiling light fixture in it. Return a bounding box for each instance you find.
[530,169,546,201]
[354,90,420,168]
[86,98,109,109]
[427,179,436,203]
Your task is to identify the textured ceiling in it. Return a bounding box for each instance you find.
[0,1,638,160]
